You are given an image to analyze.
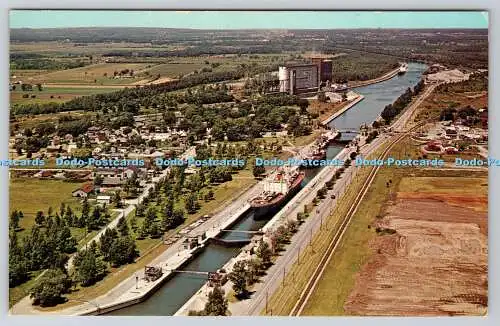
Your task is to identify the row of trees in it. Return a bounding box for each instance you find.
[380,80,425,123]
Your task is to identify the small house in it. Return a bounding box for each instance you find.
[72,183,94,198]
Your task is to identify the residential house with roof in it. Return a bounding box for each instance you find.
[72,182,95,198]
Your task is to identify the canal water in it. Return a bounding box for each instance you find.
[106,62,426,316]
[329,62,427,139]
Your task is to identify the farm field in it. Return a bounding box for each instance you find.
[10,87,122,104]
[16,63,151,85]
[138,62,206,78]
[344,174,487,316]
[11,110,93,130]
[296,161,488,316]
[10,42,183,55]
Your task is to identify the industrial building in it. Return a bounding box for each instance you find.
[279,58,333,95]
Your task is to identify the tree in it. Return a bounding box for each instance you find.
[9,255,29,287]
[297,98,309,114]
[57,226,77,254]
[10,210,20,231]
[135,203,145,217]
[203,286,228,316]
[149,222,162,239]
[145,207,157,224]
[108,236,138,267]
[30,269,72,307]
[228,260,248,297]
[81,198,90,219]
[74,248,107,287]
[130,215,138,231]
[117,216,129,236]
[112,191,122,208]
[256,240,272,266]
[87,207,101,231]
[59,203,66,218]
[35,211,45,226]
[138,221,149,239]
[184,192,199,214]
[99,228,118,261]
[9,231,29,287]
[246,258,261,285]
[24,127,33,137]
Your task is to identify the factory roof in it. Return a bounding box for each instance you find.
[282,63,318,68]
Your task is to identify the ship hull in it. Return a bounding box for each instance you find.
[299,152,327,170]
[251,175,305,220]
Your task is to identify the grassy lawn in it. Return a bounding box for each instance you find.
[9,178,84,237]
[291,130,323,147]
[308,99,355,123]
[9,270,44,308]
[398,176,487,196]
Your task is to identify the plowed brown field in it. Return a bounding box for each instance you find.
[344,177,488,316]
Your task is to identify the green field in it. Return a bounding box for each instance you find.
[9,178,84,237]
[18,63,150,85]
[10,87,122,104]
[138,62,206,78]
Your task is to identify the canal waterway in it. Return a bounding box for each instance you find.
[105,62,426,316]
[329,62,427,140]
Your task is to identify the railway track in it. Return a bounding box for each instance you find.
[289,121,426,316]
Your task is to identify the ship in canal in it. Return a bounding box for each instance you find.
[398,63,408,75]
[250,167,305,219]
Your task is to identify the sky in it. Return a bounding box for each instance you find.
[9,11,489,29]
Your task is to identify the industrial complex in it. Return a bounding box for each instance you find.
[278,58,333,94]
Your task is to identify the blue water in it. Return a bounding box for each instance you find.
[328,62,427,132]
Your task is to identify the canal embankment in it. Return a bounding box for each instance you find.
[349,66,402,89]
[322,95,365,126]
